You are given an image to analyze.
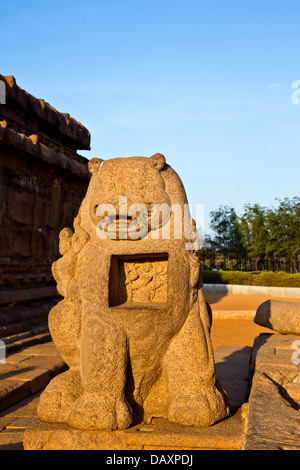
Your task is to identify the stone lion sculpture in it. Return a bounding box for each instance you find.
[38,153,229,431]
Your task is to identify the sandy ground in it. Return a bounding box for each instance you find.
[205,293,300,311]
[204,293,300,351]
[210,318,271,350]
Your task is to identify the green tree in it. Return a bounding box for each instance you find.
[240,204,269,271]
[268,197,300,272]
[209,206,246,270]
[208,197,300,272]
[198,236,217,270]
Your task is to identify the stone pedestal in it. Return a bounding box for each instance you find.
[23,412,244,450]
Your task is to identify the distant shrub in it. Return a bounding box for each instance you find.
[202,270,300,288]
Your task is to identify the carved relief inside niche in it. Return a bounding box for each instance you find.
[109,254,168,307]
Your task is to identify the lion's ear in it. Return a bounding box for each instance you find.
[149,153,166,171]
[88,158,104,175]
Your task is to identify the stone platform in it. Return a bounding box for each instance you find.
[23,411,244,450]
[0,318,254,450]
[23,332,300,451]
[243,333,300,450]
[2,314,299,451]
[23,343,252,450]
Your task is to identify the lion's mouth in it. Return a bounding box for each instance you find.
[97,213,148,239]
[93,201,172,240]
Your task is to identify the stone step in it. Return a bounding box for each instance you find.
[0,301,58,338]
[2,326,51,355]
[0,341,67,414]
[0,392,41,450]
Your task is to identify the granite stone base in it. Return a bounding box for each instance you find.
[23,411,244,450]
[244,333,300,450]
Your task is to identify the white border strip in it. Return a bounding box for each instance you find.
[203,284,300,299]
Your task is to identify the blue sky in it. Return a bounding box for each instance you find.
[1,0,299,233]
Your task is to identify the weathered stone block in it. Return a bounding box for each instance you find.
[0,74,90,324]
[45,204,58,229]
[244,333,300,450]
[255,299,300,335]
[33,195,46,227]
[0,227,13,257]
[13,228,32,258]
[7,187,34,226]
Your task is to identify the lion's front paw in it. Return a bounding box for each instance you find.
[66,392,133,431]
[167,386,229,427]
[38,369,83,424]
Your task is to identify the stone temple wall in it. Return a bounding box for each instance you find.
[0,75,91,336]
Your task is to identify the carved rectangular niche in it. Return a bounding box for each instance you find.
[109,254,168,308]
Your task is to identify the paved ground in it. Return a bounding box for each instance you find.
[0,341,66,450]
[0,293,298,450]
